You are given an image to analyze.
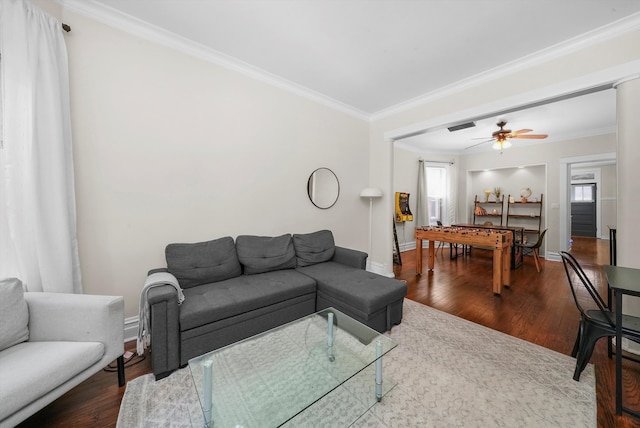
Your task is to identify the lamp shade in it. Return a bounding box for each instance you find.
[360,187,383,198]
[492,139,512,150]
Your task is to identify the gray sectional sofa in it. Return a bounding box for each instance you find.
[146,230,406,379]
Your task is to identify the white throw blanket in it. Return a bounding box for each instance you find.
[137,271,185,356]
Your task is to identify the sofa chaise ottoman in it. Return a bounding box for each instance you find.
[293,230,406,333]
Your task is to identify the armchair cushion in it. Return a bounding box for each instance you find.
[166,236,241,288]
[0,291,124,427]
[0,278,29,351]
[293,230,335,267]
[236,234,296,274]
[0,341,103,422]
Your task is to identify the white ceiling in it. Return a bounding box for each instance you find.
[81,0,640,153]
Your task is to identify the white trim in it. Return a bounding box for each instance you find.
[385,60,640,142]
[367,261,394,278]
[559,152,617,249]
[546,252,562,263]
[399,241,416,252]
[124,315,139,343]
[58,0,640,122]
[373,13,640,120]
[570,167,603,239]
[59,0,369,121]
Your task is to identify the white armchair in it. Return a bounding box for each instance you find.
[0,288,125,427]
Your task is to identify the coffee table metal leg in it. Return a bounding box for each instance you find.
[327,312,335,362]
[376,340,383,402]
[203,360,213,427]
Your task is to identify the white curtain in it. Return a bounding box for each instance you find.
[445,163,456,225]
[0,0,81,293]
[416,160,430,227]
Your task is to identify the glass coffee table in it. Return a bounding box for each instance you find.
[188,308,397,427]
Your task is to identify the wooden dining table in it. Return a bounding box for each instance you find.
[415,226,512,295]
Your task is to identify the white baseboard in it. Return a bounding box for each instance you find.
[399,240,453,253]
[398,241,416,252]
[546,251,561,262]
[124,315,139,343]
[616,337,640,356]
[367,261,395,278]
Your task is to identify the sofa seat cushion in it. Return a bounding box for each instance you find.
[0,341,103,421]
[297,262,407,314]
[166,236,242,289]
[179,270,316,331]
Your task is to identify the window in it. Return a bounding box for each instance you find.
[572,184,595,202]
[425,164,452,225]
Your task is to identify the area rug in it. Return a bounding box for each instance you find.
[117,299,596,427]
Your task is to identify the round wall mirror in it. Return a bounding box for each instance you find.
[307,168,340,209]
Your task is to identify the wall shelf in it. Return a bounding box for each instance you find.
[506,194,543,241]
[473,195,504,226]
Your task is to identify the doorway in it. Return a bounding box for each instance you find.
[559,155,616,258]
[571,183,597,237]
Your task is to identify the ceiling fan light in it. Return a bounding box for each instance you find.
[492,139,512,151]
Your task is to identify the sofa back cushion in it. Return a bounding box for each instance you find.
[0,278,29,351]
[236,234,297,275]
[166,237,241,288]
[292,230,335,267]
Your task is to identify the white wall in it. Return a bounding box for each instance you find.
[392,147,458,250]
[391,148,420,250]
[61,11,370,317]
[600,164,617,235]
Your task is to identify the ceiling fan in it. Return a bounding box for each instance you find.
[467,120,548,152]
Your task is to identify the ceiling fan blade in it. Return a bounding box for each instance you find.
[511,134,548,139]
[465,139,494,149]
[510,129,533,135]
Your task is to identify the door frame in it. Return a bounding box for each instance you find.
[559,152,616,256]
[571,168,601,238]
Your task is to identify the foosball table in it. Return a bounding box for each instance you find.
[414,226,513,295]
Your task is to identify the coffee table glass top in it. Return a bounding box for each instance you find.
[188,308,397,427]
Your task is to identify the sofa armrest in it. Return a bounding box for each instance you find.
[147,284,181,379]
[333,246,367,270]
[24,292,124,364]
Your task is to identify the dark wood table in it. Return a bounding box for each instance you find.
[415,226,512,295]
[452,223,524,269]
[603,265,640,417]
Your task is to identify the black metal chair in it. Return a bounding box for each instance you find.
[560,251,640,381]
[435,221,445,254]
[516,228,547,272]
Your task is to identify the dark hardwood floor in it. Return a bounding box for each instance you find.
[17,237,640,427]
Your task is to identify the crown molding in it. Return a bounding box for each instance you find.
[371,12,640,121]
[58,0,640,124]
[58,0,370,121]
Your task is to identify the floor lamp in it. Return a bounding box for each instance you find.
[360,187,383,269]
